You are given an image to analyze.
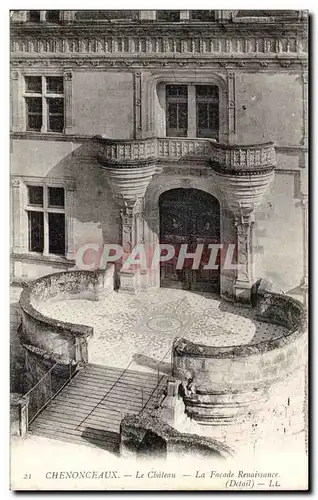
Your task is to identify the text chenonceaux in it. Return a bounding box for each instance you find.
[45,470,176,480]
[45,470,279,480]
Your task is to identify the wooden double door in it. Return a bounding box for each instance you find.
[159,188,220,292]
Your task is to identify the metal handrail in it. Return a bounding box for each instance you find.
[138,347,171,415]
[23,361,59,399]
[23,338,79,425]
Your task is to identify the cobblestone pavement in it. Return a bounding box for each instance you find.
[37,289,289,374]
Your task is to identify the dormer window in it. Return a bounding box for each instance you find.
[190,10,216,21]
[28,11,40,22]
[46,10,60,23]
[157,11,180,22]
[26,10,61,23]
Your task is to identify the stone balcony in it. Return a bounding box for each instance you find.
[94,135,276,170]
[94,135,276,215]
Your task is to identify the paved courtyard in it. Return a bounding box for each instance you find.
[37,289,289,374]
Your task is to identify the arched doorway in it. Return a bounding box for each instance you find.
[159,188,220,292]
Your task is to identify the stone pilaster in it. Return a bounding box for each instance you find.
[234,212,255,305]
[63,70,74,135]
[11,178,22,253]
[65,181,76,261]
[119,198,145,294]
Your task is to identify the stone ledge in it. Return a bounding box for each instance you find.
[120,414,234,459]
[19,266,115,363]
[173,288,306,360]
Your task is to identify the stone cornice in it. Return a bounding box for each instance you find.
[10,19,307,38]
[10,57,307,72]
[10,27,308,62]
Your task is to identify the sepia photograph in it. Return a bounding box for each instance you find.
[9,7,309,491]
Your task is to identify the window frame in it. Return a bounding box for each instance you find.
[157,10,180,22]
[166,85,188,137]
[11,68,73,135]
[26,184,66,257]
[24,75,65,134]
[165,83,220,140]
[26,10,61,23]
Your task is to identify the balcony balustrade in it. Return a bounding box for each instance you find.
[94,135,276,173]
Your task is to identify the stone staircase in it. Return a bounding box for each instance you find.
[29,364,167,454]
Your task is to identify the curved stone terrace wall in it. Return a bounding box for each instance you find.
[19,266,115,365]
[120,414,234,460]
[172,285,307,414]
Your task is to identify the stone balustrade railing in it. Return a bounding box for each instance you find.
[19,266,115,365]
[94,136,276,172]
[210,141,276,172]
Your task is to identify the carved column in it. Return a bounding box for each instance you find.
[234,212,255,304]
[119,198,145,293]
[64,71,74,135]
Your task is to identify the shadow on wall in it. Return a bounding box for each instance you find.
[43,142,121,257]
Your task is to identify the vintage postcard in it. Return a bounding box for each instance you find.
[10,8,308,491]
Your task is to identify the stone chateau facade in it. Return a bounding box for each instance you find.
[10,9,308,302]
[10,10,308,461]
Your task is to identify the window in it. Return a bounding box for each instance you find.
[166,85,188,137]
[165,84,219,139]
[190,10,216,21]
[196,86,219,138]
[27,186,65,256]
[46,10,60,23]
[28,11,40,22]
[74,10,139,21]
[24,76,64,133]
[157,11,180,22]
[27,10,61,22]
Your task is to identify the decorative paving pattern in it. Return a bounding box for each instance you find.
[37,289,289,374]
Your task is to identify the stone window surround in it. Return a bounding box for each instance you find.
[11,176,76,262]
[26,184,66,255]
[11,68,74,135]
[144,71,230,143]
